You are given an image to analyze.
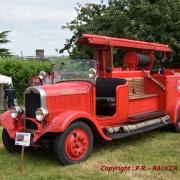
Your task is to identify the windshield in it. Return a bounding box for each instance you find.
[52,60,97,83]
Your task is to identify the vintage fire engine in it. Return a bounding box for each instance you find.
[1,34,180,165]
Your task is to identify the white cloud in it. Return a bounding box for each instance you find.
[0,4,76,22]
[0,0,107,56]
[0,0,77,23]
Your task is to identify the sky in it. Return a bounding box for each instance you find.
[0,0,107,56]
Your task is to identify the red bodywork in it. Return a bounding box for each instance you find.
[1,34,180,144]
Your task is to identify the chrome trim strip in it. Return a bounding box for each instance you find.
[34,86,47,109]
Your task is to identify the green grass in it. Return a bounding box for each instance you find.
[0,127,180,180]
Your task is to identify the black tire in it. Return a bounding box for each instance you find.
[171,109,180,133]
[54,121,93,165]
[2,128,21,153]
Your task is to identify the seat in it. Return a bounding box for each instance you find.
[96,78,127,107]
[96,97,116,107]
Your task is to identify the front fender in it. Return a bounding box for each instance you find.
[1,111,14,129]
[33,111,111,142]
[0,111,17,139]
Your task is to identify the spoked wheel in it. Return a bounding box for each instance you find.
[54,122,93,165]
[2,128,21,153]
[172,109,180,133]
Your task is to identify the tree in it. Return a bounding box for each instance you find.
[60,0,180,68]
[0,31,11,58]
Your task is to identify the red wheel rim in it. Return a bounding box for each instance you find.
[65,129,89,161]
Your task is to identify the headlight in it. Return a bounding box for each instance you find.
[35,108,48,122]
[88,68,97,80]
[39,71,46,80]
[11,106,24,119]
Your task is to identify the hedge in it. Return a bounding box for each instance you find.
[0,58,52,103]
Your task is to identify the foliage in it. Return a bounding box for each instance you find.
[60,0,180,68]
[0,31,11,58]
[0,58,52,103]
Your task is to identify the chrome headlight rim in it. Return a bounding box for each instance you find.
[11,106,24,119]
[35,107,48,122]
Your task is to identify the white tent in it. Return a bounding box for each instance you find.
[0,74,12,84]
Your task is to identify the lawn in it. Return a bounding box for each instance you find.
[0,127,180,180]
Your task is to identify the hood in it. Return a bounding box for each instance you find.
[41,81,93,97]
[24,81,94,119]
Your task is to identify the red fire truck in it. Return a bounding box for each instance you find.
[1,34,180,165]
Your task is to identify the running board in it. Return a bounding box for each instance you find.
[128,111,166,121]
[107,121,170,140]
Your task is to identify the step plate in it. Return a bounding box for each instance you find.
[128,111,166,121]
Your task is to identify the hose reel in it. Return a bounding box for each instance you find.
[123,51,155,70]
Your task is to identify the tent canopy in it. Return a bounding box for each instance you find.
[0,74,12,84]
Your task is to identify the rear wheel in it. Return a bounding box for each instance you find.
[172,109,180,133]
[2,128,20,153]
[54,122,93,165]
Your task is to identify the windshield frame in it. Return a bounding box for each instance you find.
[51,59,97,83]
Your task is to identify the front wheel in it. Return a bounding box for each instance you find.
[54,122,93,165]
[2,128,21,153]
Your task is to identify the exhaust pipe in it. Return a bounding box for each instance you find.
[107,126,122,134]
[122,115,170,133]
[107,115,170,134]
